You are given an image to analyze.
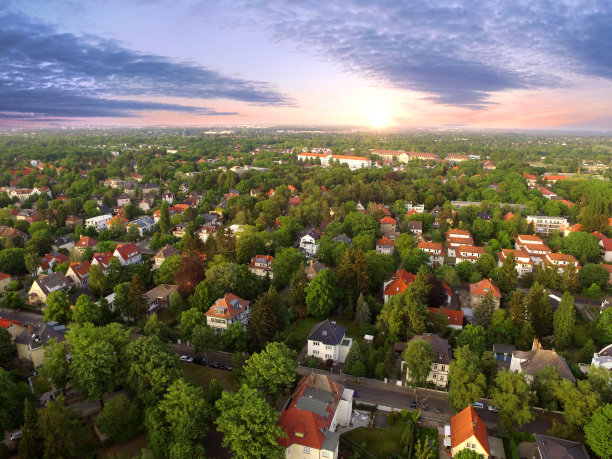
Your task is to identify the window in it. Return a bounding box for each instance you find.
[433,364,437,370]
[322,451,330,458]
[325,354,332,359]
[312,341,320,346]
[313,350,319,355]
[303,446,310,454]
[325,345,333,350]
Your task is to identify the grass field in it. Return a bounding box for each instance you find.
[342,424,405,457]
[30,375,52,395]
[286,317,319,351]
[180,362,239,392]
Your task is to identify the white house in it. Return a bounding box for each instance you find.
[299,229,321,256]
[591,344,612,370]
[417,241,445,265]
[445,230,473,258]
[515,234,552,264]
[498,248,534,277]
[85,214,113,231]
[526,215,568,234]
[130,216,155,237]
[306,320,352,364]
[205,293,251,333]
[113,242,142,266]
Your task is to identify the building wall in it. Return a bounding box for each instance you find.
[451,436,488,457]
[16,344,45,368]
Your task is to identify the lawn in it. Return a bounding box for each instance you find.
[30,374,52,395]
[286,317,319,351]
[180,362,239,392]
[571,323,589,348]
[342,423,405,458]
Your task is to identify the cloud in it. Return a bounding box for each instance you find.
[213,0,612,107]
[0,10,288,119]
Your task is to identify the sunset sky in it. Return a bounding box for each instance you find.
[2,0,612,129]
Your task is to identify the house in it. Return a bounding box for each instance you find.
[544,252,580,272]
[172,223,188,238]
[455,245,486,264]
[333,234,352,245]
[11,320,68,367]
[17,209,36,223]
[402,333,452,388]
[0,273,13,293]
[591,343,612,370]
[65,215,83,229]
[38,251,69,275]
[445,406,490,458]
[28,272,70,304]
[515,234,552,264]
[445,230,474,257]
[380,216,397,237]
[205,293,251,333]
[144,284,178,314]
[117,194,131,207]
[305,259,326,279]
[470,279,501,309]
[307,320,352,364]
[526,215,568,234]
[510,338,576,383]
[162,192,174,203]
[52,235,74,251]
[277,374,353,459]
[91,251,115,273]
[376,236,395,255]
[300,230,321,256]
[493,343,516,364]
[602,264,612,285]
[482,160,496,170]
[73,235,98,256]
[0,226,27,243]
[65,260,91,289]
[417,241,445,265]
[114,242,142,266]
[408,220,423,235]
[196,225,217,243]
[130,216,155,237]
[248,255,274,280]
[599,236,612,262]
[534,434,590,459]
[85,214,113,231]
[154,245,181,268]
[498,248,533,277]
[428,308,463,330]
[383,269,416,303]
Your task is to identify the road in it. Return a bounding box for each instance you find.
[131,333,235,366]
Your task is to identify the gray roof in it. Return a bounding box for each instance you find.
[307,320,346,346]
[322,431,340,452]
[493,343,516,354]
[296,387,332,418]
[512,349,576,383]
[535,434,590,459]
[14,321,67,348]
[410,333,452,364]
[597,343,612,358]
[36,272,68,295]
[333,234,352,244]
[52,235,73,246]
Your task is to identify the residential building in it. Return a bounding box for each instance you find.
[376,236,394,255]
[9,320,67,367]
[510,339,576,383]
[154,244,181,268]
[493,343,516,363]
[28,272,70,303]
[0,273,13,293]
[38,251,69,275]
[205,293,251,332]
[172,223,188,238]
[85,214,113,231]
[455,245,485,264]
[445,406,490,458]
[402,333,452,388]
[130,216,155,237]
[73,235,98,256]
[417,241,445,265]
[52,235,74,251]
[599,236,612,262]
[65,260,91,289]
[300,230,321,256]
[248,255,274,280]
[333,234,352,245]
[407,220,423,235]
[117,194,131,207]
[591,343,612,370]
[428,308,463,330]
[113,242,142,266]
[515,234,552,264]
[498,248,533,277]
[145,284,178,314]
[482,160,496,170]
[383,269,415,303]
[297,152,371,169]
[307,320,352,364]
[544,252,580,272]
[380,216,397,237]
[0,226,27,243]
[534,434,590,459]
[445,230,473,257]
[526,215,568,234]
[305,259,326,279]
[405,202,425,213]
[65,215,83,229]
[445,153,470,162]
[470,279,501,309]
[277,374,353,459]
[91,251,115,273]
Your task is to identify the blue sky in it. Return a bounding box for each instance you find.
[2,0,612,129]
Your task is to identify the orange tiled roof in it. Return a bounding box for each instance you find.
[377,236,394,247]
[450,406,490,455]
[380,216,396,224]
[470,279,501,298]
[205,293,250,320]
[384,270,415,296]
[75,236,98,248]
[428,307,462,326]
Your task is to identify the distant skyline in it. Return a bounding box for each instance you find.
[2,1,612,130]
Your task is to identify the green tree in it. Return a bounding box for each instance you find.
[563,232,601,264]
[242,342,296,395]
[95,393,142,443]
[38,396,93,459]
[475,253,496,279]
[220,322,247,352]
[553,291,576,349]
[403,339,435,389]
[126,273,147,322]
[0,367,31,437]
[584,404,612,459]
[456,324,487,357]
[72,294,100,325]
[188,280,219,312]
[215,385,285,459]
[355,293,371,328]
[306,268,339,318]
[555,379,600,433]
[40,338,70,394]
[192,324,217,353]
[19,398,43,459]
[88,263,108,296]
[531,366,561,412]
[143,313,173,342]
[247,287,283,352]
[43,291,72,324]
[508,290,527,324]
[2,291,25,309]
[155,254,183,285]
[524,282,553,338]
[180,307,207,343]
[579,263,609,290]
[386,285,429,340]
[159,201,171,234]
[235,232,265,264]
[25,251,40,276]
[498,252,518,296]
[454,449,484,459]
[271,247,306,289]
[472,292,496,329]
[288,265,308,317]
[448,346,487,412]
[491,371,534,430]
[0,327,15,362]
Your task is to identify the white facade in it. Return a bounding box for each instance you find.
[307,338,353,364]
[300,234,320,256]
[85,214,112,231]
[526,215,568,234]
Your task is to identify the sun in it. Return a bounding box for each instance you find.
[369,107,389,128]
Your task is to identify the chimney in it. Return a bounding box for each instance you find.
[28,324,35,334]
[532,338,539,351]
[309,259,313,268]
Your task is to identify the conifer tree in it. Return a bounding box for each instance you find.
[553,291,576,349]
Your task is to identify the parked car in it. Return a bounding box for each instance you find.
[179,355,193,363]
[410,401,418,409]
[434,408,443,414]
[419,404,429,411]
[210,362,222,369]
[473,402,484,410]
[487,405,500,413]
[193,357,207,366]
[224,365,234,372]
[10,431,22,441]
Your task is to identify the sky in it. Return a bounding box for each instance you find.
[2,0,612,130]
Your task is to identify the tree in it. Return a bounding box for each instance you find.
[271,247,306,289]
[553,291,576,349]
[508,291,527,324]
[175,255,205,297]
[0,327,15,362]
[475,253,496,279]
[472,292,496,329]
[448,346,487,412]
[155,254,183,285]
[88,263,108,296]
[403,339,435,389]
[242,342,296,395]
[531,366,561,412]
[144,313,173,342]
[19,398,43,459]
[355,293,371,328]
[584,404,612,459]
[180,307,207,343]
[247,287,283,352]
[188,279,219,312]
[454,449,484,459]
[563,232,601,264]
[220,322,247,352]
[43,291,72,324]
[579,263,609,290]
[25,251,40,276]
[26,235,52,257]
[456,324,487,357]
[0,248,27,275]
[38,396,93,458]
[2,291,25,309]
[96,393,142,443]
[288,265,308,317]
[215,385,285,459]
[126,335,182,406]
[236,232,265,264]
[584,283,602,299]
[491,370,534,430]
[0,367,31,437]
[306,268,339,318]
[72,294,100,325]
[127,273,147,321]
[40,338,70,394]
[555,379,600,433]
[159,201,171,234]
[192,324,217,353]
[336,247,370,305]
[498,252,518,296]
[524,282,553,338]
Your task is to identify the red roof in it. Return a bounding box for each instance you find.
[0,318,22,329]
[502,212,515,221]
[523,173,537,180]
[205,293,250,320]
[68,260,91,280]
[384,270,415,296]
[450,406,490,455]
[406,209,419,217]
[417,241,444,254]
[91,251,115,270]
[470,279,501,298]
[377,236,394,247]
[0,272,11,281]
[543,175,568,181]
[380,216,396,224]
[75,236,98,248]
[114,242,142,261]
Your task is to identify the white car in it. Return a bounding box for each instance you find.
[10,431,22,441]
[473,402,484,410]
[179,355,193,363]
[487,405,500,413]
